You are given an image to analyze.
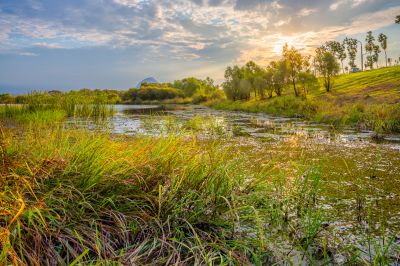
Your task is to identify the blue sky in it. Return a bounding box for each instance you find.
[0,0,399,93]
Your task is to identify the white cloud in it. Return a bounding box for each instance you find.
[330,0,372,11]
[298,8,317,17]
[274,18,291,27]
[33,42,63,49]
[18,52,38,56]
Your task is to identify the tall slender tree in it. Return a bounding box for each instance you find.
[365,31,376,69]
[344,38,358,68]
[378,33,388,67]
[373,45,381,69]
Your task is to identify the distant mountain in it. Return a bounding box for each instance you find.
[136,77,158,88]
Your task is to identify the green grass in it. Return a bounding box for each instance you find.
[0,124,324,265]
[1,81,400,264]
[1,118,399,264]
[0,92,115,124]
[332,66,400,96]
[209,66,400,133]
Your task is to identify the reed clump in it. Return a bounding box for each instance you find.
[0,122,346,265]
[0,92,114,124]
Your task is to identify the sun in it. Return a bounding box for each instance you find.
[273,36,302,55]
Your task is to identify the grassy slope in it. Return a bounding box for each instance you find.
[315,66,400,104]
[210,66,400,133]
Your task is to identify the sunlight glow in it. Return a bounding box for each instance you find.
[273,36,304,55]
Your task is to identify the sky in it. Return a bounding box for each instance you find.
[0,0,399,93]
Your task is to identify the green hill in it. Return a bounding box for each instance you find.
[210,66,400,133]
[315,66,400,104]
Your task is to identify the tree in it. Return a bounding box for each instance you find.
[378,33,388,67]
[344,38,358,68]
[223,66,250,101]
[365,31,377,69]
[254,70,272,99]
[373,44,381,69]
[298,71,319,97]
[282,44,305,97]
[243,61,263,99]
[396,15,400,24]
[325,41,347,73]
[269,60,287,96]
[314,47,340,92]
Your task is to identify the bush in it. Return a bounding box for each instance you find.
[126,86,184,101]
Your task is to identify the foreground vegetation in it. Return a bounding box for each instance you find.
[1,103,400,265]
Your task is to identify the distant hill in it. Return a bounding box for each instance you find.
[136,77,158,88]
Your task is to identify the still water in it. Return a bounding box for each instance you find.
[67,104,400,262]
[72,104,400,148]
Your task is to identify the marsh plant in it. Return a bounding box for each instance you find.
[0,121,353,265]
[0,93,115,125]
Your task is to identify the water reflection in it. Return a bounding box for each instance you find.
[71,105,400,150]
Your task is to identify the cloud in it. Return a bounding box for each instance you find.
[330,0,372,11]
[0,0,399,86]
[274,18,291,27]
[236,5,400,64]
[298,8,317,17]
[33,42,63,49]
[18,52,38,56]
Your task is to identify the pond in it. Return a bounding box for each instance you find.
[72,104,400,148]
[68,104,400,262]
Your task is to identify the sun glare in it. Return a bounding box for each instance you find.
[273,36,303,55]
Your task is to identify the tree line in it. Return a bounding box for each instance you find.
[122,77,222,103]
[223,25,398,101]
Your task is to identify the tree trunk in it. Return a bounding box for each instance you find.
[292,79,298,97]
[325,77,330,92]
[385,50,388,67]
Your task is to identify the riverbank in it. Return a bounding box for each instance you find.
[207,97,400,133]
[207,67,400,133]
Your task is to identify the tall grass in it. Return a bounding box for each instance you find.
[0,92,114,124]
[0,122,353,265]
[1,122,399,264]
[210,98,400,133]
